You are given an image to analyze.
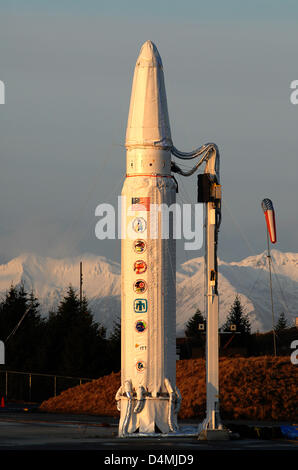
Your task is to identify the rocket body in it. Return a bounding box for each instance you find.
[118,41,179,435]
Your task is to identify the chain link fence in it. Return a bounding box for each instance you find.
[0,369,92,404]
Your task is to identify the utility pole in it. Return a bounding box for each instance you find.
[80,261,83,310]
[261,198,277,357]
[266,231,277,356]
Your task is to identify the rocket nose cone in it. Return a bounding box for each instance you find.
[126,41,172,150]
[137,40,162,67]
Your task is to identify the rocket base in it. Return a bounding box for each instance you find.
[120,428,198,438]
[118,397,179,437]
[197,416,231,441]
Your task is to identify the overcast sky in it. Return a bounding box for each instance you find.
[0,1,297,265]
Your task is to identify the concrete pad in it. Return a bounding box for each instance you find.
[198,429,231,441]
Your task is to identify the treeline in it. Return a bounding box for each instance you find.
[0,287,296,379]
[184,295,297,357]
[0,285,121,379]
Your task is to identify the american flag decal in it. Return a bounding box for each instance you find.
[131,197,150,211]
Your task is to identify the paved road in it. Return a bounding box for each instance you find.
[0,410,296,464]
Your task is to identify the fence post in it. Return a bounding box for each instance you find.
[29,374,32,402]
[1,370,92,403]
[5,371,8,401]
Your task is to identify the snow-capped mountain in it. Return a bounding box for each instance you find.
[0,250,297,334]
[176,250,298,333]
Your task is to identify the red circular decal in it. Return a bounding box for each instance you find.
[134,260,147,275]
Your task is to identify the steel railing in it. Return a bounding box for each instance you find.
[0,369,93,403]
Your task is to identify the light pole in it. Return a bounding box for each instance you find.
[261,198,277,356]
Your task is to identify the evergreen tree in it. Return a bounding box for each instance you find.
[185,309,206,345]
[108,319,121,372]
[45,286,108,378]
[222,295,251,335]
[0,284,45,371]
[185,308,206,337]
[275,312,288,332]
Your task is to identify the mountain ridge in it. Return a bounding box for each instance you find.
[0,249,297,334]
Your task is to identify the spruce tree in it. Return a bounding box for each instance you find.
[0,285,45,371]
[222,295,251,335]
[185,308,206,338]
[275,312,288,332]
[185,308,206,345]
[108,319,121,372]
[46,286,108,378]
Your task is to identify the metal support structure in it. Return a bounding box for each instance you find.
[198,177,228,438]
[266,231,277,356]
[80,261,83,310]
[203,200,221,430]
[172,145,230,439]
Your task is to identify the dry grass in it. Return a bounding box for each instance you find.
[40,356,298,421]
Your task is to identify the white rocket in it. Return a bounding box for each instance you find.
[116,41,180,436]
[116,40,226,439]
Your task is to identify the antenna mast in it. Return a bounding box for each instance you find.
[80,261,83,309]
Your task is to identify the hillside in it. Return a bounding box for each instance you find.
[0,250,297,333]
[40,356,298,422]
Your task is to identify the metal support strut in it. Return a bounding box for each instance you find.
[172,144,230,440]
